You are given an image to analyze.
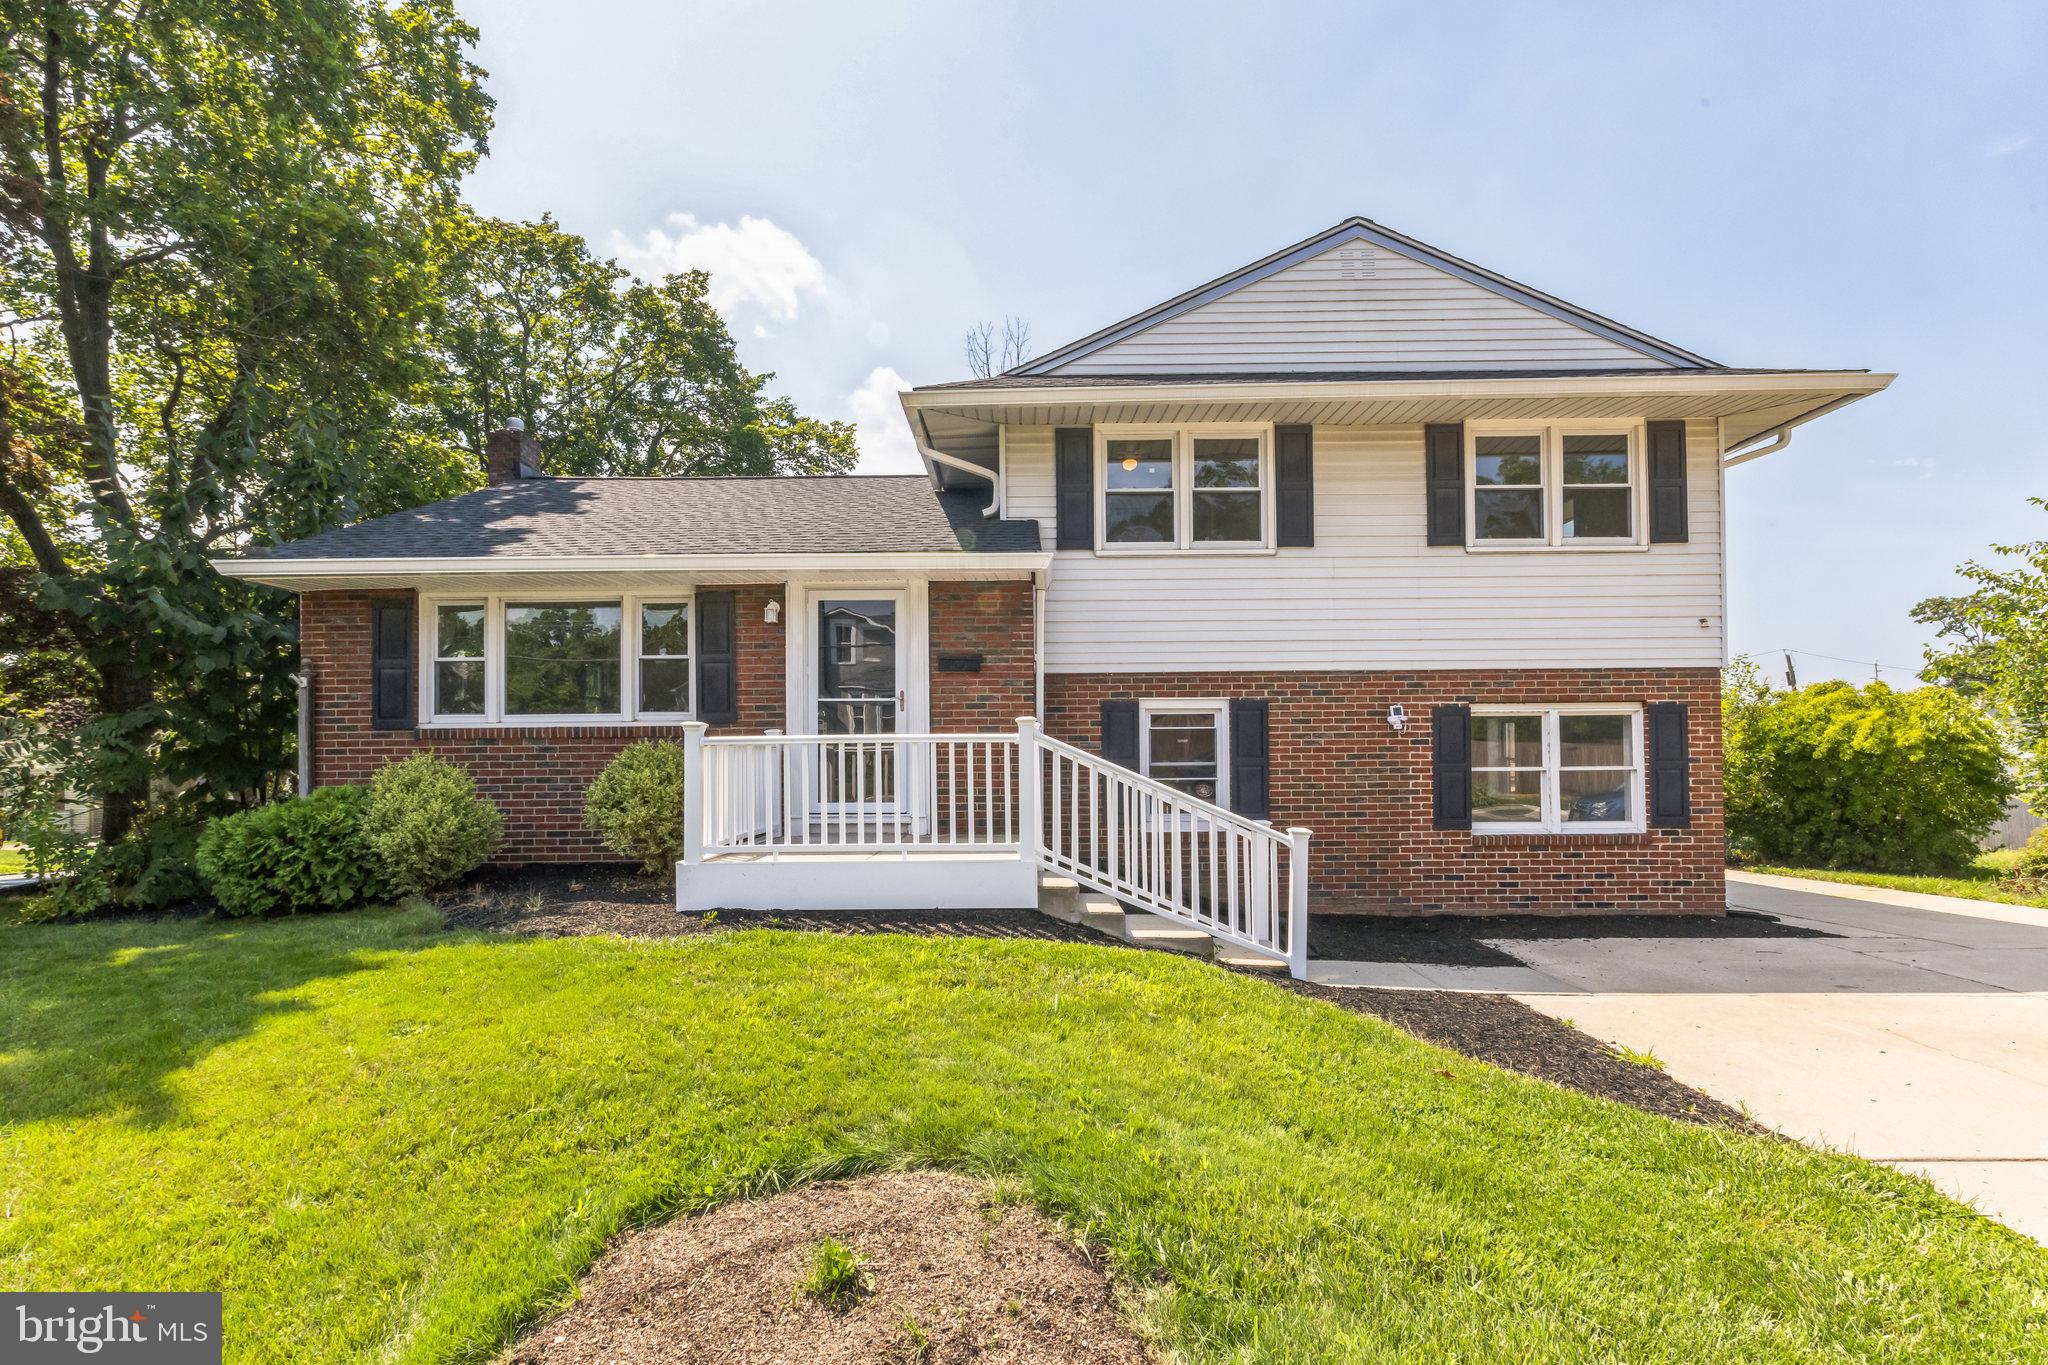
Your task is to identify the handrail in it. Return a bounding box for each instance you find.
[1031,729,1277,840]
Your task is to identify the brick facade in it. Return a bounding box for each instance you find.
[928,580,1036,733]
[1044,667,1724,915]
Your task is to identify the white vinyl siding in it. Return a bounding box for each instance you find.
[1046,241,1670,375]
[1005,420,1724,671]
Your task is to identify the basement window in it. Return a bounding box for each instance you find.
[1471,705,1643,833]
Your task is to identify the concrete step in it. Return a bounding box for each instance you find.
[1215,949,1289,973]
[1121,911,1217,958]
[1035,874,1086,925]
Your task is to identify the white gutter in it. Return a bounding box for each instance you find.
[1721,391,1874,467]
[902,369,1895,412]
[909,408,1001,517]
[213,549,1053,582]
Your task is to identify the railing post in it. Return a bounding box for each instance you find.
[681,721,707,867]
[1016,716,1041,868]
[1285,826,1312,980]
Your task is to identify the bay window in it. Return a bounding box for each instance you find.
[1100,426,1269,550]
[422,592,694,724]
[1468,424,1640,547]
[1471,705,1643,832]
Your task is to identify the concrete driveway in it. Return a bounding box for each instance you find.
[1502,872,2048,1241]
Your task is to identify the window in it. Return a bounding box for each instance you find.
[1468,424,1640,547]
[433,604,486,716]
[423,593,695,724]
[504,601,622,716]
[1471,706,1642,832]
[637,601,691,714]
[1140,701,1227,802]
[1100,427,1268,550]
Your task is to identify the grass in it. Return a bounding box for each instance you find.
[2,910,2043,1362]
[798,1235,868,1309]
[1612,1044,1666,1071]
[0,845,28,875]
[1746,850,2048,909]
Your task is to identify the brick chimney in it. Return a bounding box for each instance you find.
[485,419,542,486]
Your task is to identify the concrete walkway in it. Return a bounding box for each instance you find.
[1307,874,2048,1240]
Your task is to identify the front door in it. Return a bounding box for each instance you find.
[814,594,904,806]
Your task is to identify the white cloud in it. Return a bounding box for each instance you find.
[608,213,826,321]
[848,366,922,475]
[1979,133,2032,159]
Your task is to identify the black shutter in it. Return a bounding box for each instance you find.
[1431,703,1472,830]
[1055,426,1093,550]
[1647,420,1689,543]
[1229,698,1270,818]
[371,597,415,730]
[696,590,737,724]
[1274,425,1315,547]
[1100,699,1139,769]
[1646,701,1692,828]
[1425,423,1464,546]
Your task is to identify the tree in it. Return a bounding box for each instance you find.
[422,212,856,477]
[0,1,492,869]
[1915,498,2048,809]
[963,316,1032,379]
[1722,672,2010,872]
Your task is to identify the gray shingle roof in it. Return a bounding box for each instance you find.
[253,476,1042,560]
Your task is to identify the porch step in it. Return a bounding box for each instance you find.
[1037,875,1222,960]
[1121,912,1217,959]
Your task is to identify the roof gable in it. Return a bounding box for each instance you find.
[1017,218,1716,377]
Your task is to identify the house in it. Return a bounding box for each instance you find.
[214,217,1891,973]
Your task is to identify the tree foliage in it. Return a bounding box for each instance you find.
[421,212,856,478]
[1722,668,2011,872]
[1914,497,2048,810]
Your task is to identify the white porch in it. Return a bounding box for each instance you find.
[675,719,1312,976]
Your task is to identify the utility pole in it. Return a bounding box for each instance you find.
[1783,652,1798,689]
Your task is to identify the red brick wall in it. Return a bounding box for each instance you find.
[1044,668,1725,915]
[300,587,789,863]
[928,580,1036,733]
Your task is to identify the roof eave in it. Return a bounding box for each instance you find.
[212,549,1054,590]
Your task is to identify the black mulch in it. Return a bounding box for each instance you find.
[1272,977,1770,1134]
[438,864,1102,944]
[1309,908,1832,965]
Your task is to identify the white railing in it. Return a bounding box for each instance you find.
[1028,726,1308,974]
[679,718,1309,978]
[692,730,1021,855]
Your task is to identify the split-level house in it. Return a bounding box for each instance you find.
[215,218,1891,973]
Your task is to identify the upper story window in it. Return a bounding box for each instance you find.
[1468,423,1640,548]
[423,592,694,725]
[1099,426,1270,551]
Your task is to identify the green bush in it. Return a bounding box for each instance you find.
[361,755,502,896]
[2013,824,2048,879]
[1723,676,2012,872]
[196,786,386,917]
[584,740,686,874]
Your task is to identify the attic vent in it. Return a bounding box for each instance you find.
[1335,246,1377,279]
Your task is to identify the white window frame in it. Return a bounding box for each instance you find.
[1137,699,1230,806]
[1095,423,1274,554]
[418,589,697,726]
[1465,421,1646,551]
[1470,703,1644,834]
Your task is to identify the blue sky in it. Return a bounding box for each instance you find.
[459,0,2044,685]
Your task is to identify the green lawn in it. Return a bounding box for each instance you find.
[3,910,2042,1362]
[1747,850,2048,909]
[0,845,27,875]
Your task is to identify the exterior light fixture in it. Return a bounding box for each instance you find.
[1387,703,1407,732]
[764,599,781,625]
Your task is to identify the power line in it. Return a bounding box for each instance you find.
[1756,647,1925,688]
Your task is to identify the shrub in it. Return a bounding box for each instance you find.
[361,754,502,896]
[1723,677,2012,872]
[2013,824,2048,879]
[584,740,686,874]
[196,786,386,917]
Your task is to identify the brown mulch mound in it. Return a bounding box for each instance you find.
[1278,978,1771,1135]
[502,1172,1153,1365]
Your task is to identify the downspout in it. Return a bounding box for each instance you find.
[913,411,1002,517]
[1033,569,1046,721]
[1723,427,1792,467]
[293,668,314,794]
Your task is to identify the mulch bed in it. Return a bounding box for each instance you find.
[1308,909,1832,964]
[501,1171,1152,1365]
[1275,978,1769,1134]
